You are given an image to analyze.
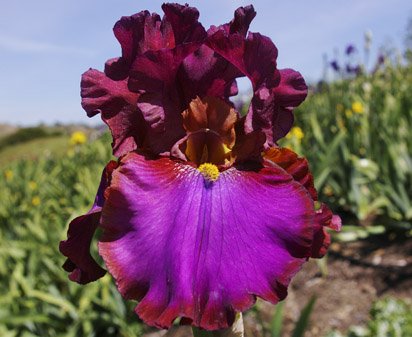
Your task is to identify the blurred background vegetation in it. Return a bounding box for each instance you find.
[1,21,412,337]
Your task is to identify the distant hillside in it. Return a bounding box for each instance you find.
[0,126,63,151]
[0,124,18,139]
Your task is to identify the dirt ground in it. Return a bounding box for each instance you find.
[257,235,412,337]
[144,235,412,337]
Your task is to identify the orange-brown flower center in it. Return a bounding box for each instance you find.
[181,96,237,166]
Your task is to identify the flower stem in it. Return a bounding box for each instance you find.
[192,313,244,337]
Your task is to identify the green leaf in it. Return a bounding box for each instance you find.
[270,301,285,337]
[291,296,317,337]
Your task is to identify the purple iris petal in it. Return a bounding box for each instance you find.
[98,152,315,330]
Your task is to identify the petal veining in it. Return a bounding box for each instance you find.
[99,153,315,330]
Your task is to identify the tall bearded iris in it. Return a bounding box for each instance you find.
[60,4,341,331]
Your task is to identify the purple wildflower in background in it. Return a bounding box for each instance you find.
[330,60,340,72]
[372,53,386,74]
[345,64,362,75]
[377,53,385,65]
[60,3,340,330]
[345,44,356,55]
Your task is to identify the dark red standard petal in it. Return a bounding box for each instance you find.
[207,13,307,146]
[207,31,279,90]
[81,69,144,157]
[245,69,308,146]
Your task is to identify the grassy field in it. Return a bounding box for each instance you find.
[0,136,69,167]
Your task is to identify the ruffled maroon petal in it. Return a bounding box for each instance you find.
[273,69,308,107]
[161,3,206,46]
[123,5,207,154]
[59,162,117,284]
[127,3,207,93]
[264,147,317,200]
[135,91,185,154]
[175,5,257,103]
[84,4,208,156]
[178,45,242,104]
[128,49,194,153]
[245,69,308,145]
[81,69,144,157]
[98,153,315,330]
[60,212,105,284]
[227,5,256,36]
[233,117,266,163]
[128,50,190,153]
[245,87,284,147]
[113,11,158,66]
[312,203,342,257]
[207,31,279,90]
[111,3,205,78]
[207,20,307,145]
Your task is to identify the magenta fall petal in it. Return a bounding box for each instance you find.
[98,153,314,329]
[60,2,341,331]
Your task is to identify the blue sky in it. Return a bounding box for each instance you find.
[0,0,411,125]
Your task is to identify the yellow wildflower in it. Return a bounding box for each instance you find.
[4,169,13,181]
[323,185,334,197]
[32,196,41,206]
[336,103,344,112]
[286,126,304,140]
[70,131,87,145]
[28,181,37,190]
[359,147,366,156]
[351,101,364,114]
[337,116,346,130]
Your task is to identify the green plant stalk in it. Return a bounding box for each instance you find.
[291,296,317,337]
[192,313,244,337]
[270,301,285,337]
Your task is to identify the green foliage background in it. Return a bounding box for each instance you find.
[0,134,144,336]
[280,64,412,233]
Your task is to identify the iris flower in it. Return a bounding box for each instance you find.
[60,3,341,331]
